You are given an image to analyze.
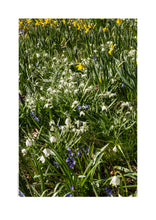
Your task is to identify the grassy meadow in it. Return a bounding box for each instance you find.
[19,18,137,197]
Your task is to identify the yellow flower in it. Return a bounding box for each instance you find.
[103,27,107,32]
[54,20,58,25]
[35,20,40,26]
[108,49,113,55]
[26,19,32,24]
[85,29,89,34]
[76,63,86,71]
[62,19,65,24]
[99,77,102,83]
[72,21,77,27]
[116,19,122,24]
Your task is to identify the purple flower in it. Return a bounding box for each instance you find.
[53,161,59,168]
[70,185,74,191]
[105,187,113,197]
[30,110,39,122]
[19,29,24,34]
[93,55,97,61]
[66,193,73,197]
[82,104,89,110]
[58,123,61,131]
[19,190,25,197]
[78,105,82,111]
[77,149,82,157]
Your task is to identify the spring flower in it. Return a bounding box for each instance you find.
[113,146,117,152]
[43,148,53,157]
[66,193,73,197]
[116,19,122,24]
[82,104,89,110]
[76,63,86,71]
[53,161,59,168]
[39,155,45,163]
[71,100,79,108]
[36,53,40,58]
[26,138,33,147]
[85,29,89,34]
[110,176,120,187]
[21,148,27,156]
[93,55,97,61]
[105,187,113,197]
[80,111,85,117]
[65,118,71,127]
[19,190,25,197]
[30,110,39,122]
[70,185,74,191]
[103,27,107,32]
[102,105,107,111]
[78,105,82,111]
[50,136,57,143]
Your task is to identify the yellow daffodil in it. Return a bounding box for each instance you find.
[116,19,122,24]
[76,63,86,71]
[26,19,32,24]
[108,44,114,55]
[103,27,107,32]
[85,29,89,34]
[99,77,102,83]
[54,20,58,25]
[62,19,65,24]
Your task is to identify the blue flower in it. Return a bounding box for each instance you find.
[30,110,39,122]
[70,185,74,191]
[77,149,82,157]
[66,193,73,197]
[93,55,97,61]
[19,29,24,34]
[58,123,61,131]
[82,104,89,110]
[78,105,82,111]
[105,187,113,197]
[53,161,59,168]
[19,190,25,197]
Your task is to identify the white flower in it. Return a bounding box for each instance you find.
[121,102,130,107]
[39,155,45,163]
[43,148,53,157]
[102,105,107,111]
[80,111,85,117]
[71,100,79,108]
[75,120,80,128]
[50,126,55,131]
[112,146,117,152]
[21,148,27,155]
[26,138,33,147]
[74,89,79,94]
[49,120,55,126]
[110,176,120,187]
[50,136,57,143]
[36,53,40,58]
[65,118,71,127]
[44,103,49,108]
